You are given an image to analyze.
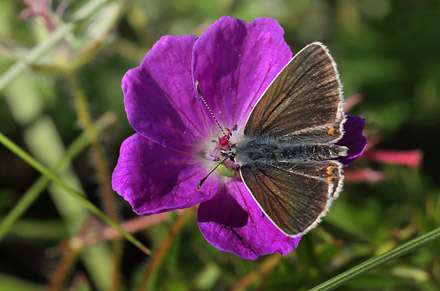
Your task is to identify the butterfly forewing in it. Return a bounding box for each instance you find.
[244,42,344,142]
[240,162,340,236]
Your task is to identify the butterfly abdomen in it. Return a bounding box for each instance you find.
[236,137,347,165]
[275,144,347,161]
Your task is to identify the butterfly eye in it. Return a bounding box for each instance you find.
[221,147,236,162]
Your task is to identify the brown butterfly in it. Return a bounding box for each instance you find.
[199,42,347,237]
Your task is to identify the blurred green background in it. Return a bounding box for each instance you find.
[1,0,439,290]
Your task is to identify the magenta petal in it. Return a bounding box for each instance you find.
[192,16,292,129]
[338,115,367,166]
[123,34,210,152]
[198,181,300,260]
[112,134,218,215]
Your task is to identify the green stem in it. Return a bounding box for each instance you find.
[0,132,151,255]
[310,226,440,291]
[66,71,123,291]
[0,113,114,241]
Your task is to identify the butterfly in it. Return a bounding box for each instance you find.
[198,42,347,237]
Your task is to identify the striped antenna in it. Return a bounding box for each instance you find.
[195,81,231,146]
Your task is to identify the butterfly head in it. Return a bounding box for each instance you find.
[221,144,237,162]
[197,126,243,189]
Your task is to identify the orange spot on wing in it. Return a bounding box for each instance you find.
[326,166,335,181]
[326,166,333,175]
[327,125,335,135]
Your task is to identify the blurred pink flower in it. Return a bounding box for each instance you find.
[363,149,422,168]
[21,0,57,31]
[343,95,423,183]
[345,168,388,183]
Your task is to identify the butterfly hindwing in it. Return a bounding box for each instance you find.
[276,160,344,199]
[244,42,344,143]
[240,160,343,237]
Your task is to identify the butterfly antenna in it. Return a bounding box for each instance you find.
[198,156,229,189]
[195,81,232,145]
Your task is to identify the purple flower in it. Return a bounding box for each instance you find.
[112,16,366,260]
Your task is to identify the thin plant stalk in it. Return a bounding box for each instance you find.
[66,68,123,291]
[310,226,440,291]
[0,132,151,255]
[229,254,283,291]
[0,113,115,241]
[48,216,100,289]
[47,244,79,291]
[65,57,119,224]
[70,214,170,250]
[137,209,193,291]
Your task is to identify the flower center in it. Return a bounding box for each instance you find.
[206,126,240,178]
